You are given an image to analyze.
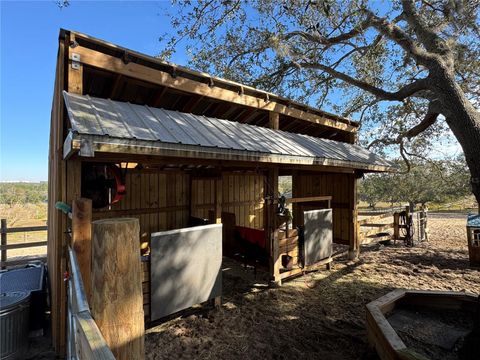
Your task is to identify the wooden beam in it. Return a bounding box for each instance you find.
[358,212,393,225]
[87,152,360,174]
[68,36,83,95]
[110,74,124,99]
[151,86,168,108]
[286,196,332,205]
[72,45,357,133]
[269,112,279,130]
[214,178,222,224]
[72,198,93,303]
[349,175,359,260]
[182,95,204,113]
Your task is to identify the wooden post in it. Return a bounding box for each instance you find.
[267,168,281,284]
[68,34,83,95]
[269,112,279,130]
[71,198,92,302]
[267,112,281,283]
[348,175,359,260]
[214,178,223,224]
[1,219,7,269]
[393,212,400,243]
[91,218,144,360]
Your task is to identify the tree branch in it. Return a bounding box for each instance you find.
[401,110,439,140]
[296,61,430,101]
[401,0,449,55]
[282,13,373,46]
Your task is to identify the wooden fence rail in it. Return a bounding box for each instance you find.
[67,246,115,360]
[357,208,407,245]
[1,218,48,268]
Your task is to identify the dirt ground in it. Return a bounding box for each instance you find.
[145,213,480,360]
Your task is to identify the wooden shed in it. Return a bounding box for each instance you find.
[48,29,393,355]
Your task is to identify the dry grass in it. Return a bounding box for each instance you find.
[0,203,47,258]
[145,214,479,360]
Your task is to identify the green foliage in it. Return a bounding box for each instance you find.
[278,176,292,196]
[359,157,470,208]
[159,1,480,157]
[0,182,48,205]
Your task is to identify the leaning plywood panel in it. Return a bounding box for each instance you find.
[91,218,145,360]
[150,224,222,320]
[303,209,333,266]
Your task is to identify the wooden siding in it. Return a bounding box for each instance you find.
[292,171,356,246]
[93,170,191,241]
[221,173,265,230]
[191,173,264,230]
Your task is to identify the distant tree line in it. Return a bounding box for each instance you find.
[358,157,470,209]
[0,182,48,205]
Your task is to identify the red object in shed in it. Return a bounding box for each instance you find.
[236,226,266,249]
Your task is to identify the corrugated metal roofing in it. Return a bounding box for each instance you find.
[63,91,394,170]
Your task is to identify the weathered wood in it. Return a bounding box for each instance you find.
[72,198,92,302]
[68,247,115,360]
[361,223,395,228]
[0,241,48,251]
[2,225,48,233]
[214,178,222,224]
[268,169,281,283]
[286,195,332,208]
[48,33,68,356]
[68,34,83,95]
[358,212,394,225]
[279,257,333,281]
[72,45,357,133]
[269,112,279,130]
[91,218,144,360]
[361,234,393,245]
[366,289,479,360]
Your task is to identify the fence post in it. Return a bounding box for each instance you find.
[393,212,399,243]
[1,219,7,269]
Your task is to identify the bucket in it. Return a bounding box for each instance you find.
[0,292,30,360]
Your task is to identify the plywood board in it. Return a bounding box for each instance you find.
[303,209,332,265]
[150,224,222,320]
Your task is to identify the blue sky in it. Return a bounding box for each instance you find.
[1,0,180,181]
[0,1,462,182]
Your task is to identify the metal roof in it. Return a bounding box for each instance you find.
[63,91,394,171]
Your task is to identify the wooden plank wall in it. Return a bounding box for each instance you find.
[292,171,355,245]
[91,169,264,319]
[191,173,265,230]
[191,178,216,220]
[47,35,68,355]
[221,173,264,229]
[91,169,190,320]
[93,169,190,239]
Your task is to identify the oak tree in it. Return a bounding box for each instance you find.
[161,0,480,210]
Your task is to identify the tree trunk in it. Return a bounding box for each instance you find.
[431,67,480,213]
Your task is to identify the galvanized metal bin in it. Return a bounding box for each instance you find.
[0,292,30,360]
